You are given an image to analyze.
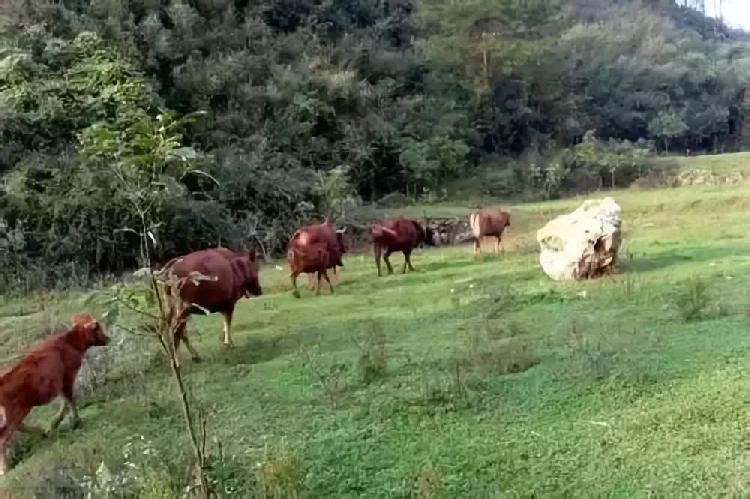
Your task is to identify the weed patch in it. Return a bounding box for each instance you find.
[461,324,539,376]
[416,463,443,498]
[672,278,716,321]
[354,323,388,385]
[256,439,304,498]
[300,343,351,406]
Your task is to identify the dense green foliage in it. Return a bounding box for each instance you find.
[0,0,748,288]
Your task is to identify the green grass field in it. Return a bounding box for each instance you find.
[1,163,749,496]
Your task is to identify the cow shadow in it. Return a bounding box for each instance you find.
[213,331,300,367]
[420,257,478,273]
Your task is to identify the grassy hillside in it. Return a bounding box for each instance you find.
[1,179,749,496]
[652,151,750,175]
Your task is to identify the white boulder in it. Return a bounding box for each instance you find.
[537,197,622,281]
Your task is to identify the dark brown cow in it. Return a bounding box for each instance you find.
[289,219,346,289]
[469,208,511,257]
[287,242,334,298]
[162,248,262,362]
[0,313,109,475]
[369,218,438,276]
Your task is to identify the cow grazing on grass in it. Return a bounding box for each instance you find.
[287,242,335,298]
[289,219,346,289]
[369,218,438,276]
[469,208,511,257]
[0,313,109,476]
[162,247,262,362]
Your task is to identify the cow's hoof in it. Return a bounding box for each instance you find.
[292,290,301,299]
[191,355,203,363]
[71,419,82,431]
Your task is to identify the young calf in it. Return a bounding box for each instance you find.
[0,313,109,475]
[287,242,334,298]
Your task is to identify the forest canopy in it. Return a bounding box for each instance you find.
[0,0,748,290]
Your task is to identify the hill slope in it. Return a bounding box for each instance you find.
[1,179,749,496]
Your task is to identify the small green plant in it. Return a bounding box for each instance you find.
[673,278,712,322]
[354,323,388,385]
[418,371,466,407]
[301,344,350,406]
[565,320,614,379]
[256,439,304,499]
[470,337,539,375]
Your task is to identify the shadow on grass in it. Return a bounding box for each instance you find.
[628,245,742,274]
[215,332,299,366]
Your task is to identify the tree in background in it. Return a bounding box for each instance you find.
[649,111,689,152]
[0,0,748,288]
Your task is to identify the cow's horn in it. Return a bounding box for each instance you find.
[336,228,346,234]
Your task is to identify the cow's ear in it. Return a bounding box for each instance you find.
[71,313,96,329]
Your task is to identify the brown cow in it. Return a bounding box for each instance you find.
[0,313,109,475]
[289,219,346,289]
[287,242,334,298]
[369,218,438,276]
[162,248,262,363]
[469,208,511,257]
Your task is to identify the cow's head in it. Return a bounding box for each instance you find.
[411,221,440,248]
[71,313,109,347]
[424,225,440,247]
[236,251,262,298]
[335,227,347,254]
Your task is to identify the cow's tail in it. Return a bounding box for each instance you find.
[469,211,481,238]
[0,404,5,430]
[287,244,300,263]
[288,230,303,250]
[370,224,398,242]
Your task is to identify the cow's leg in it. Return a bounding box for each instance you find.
[0,436,7,476]
[315,272,323,295]
[221,308,235,347]
[374,244,383,277]
[0,414,23,475]
[181,327,202,363]
[322,270,334,294]
[49,392,74,432]
[291,272,301,298]
[404,250,415,272]
[18,422,47,436]
[330,265,338,285]
[63,378,81,429]
[383,250,394,275]
[0,430,12,476]
[48,398,69,432]
[474,237,481,258]
[175,318,201,363]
